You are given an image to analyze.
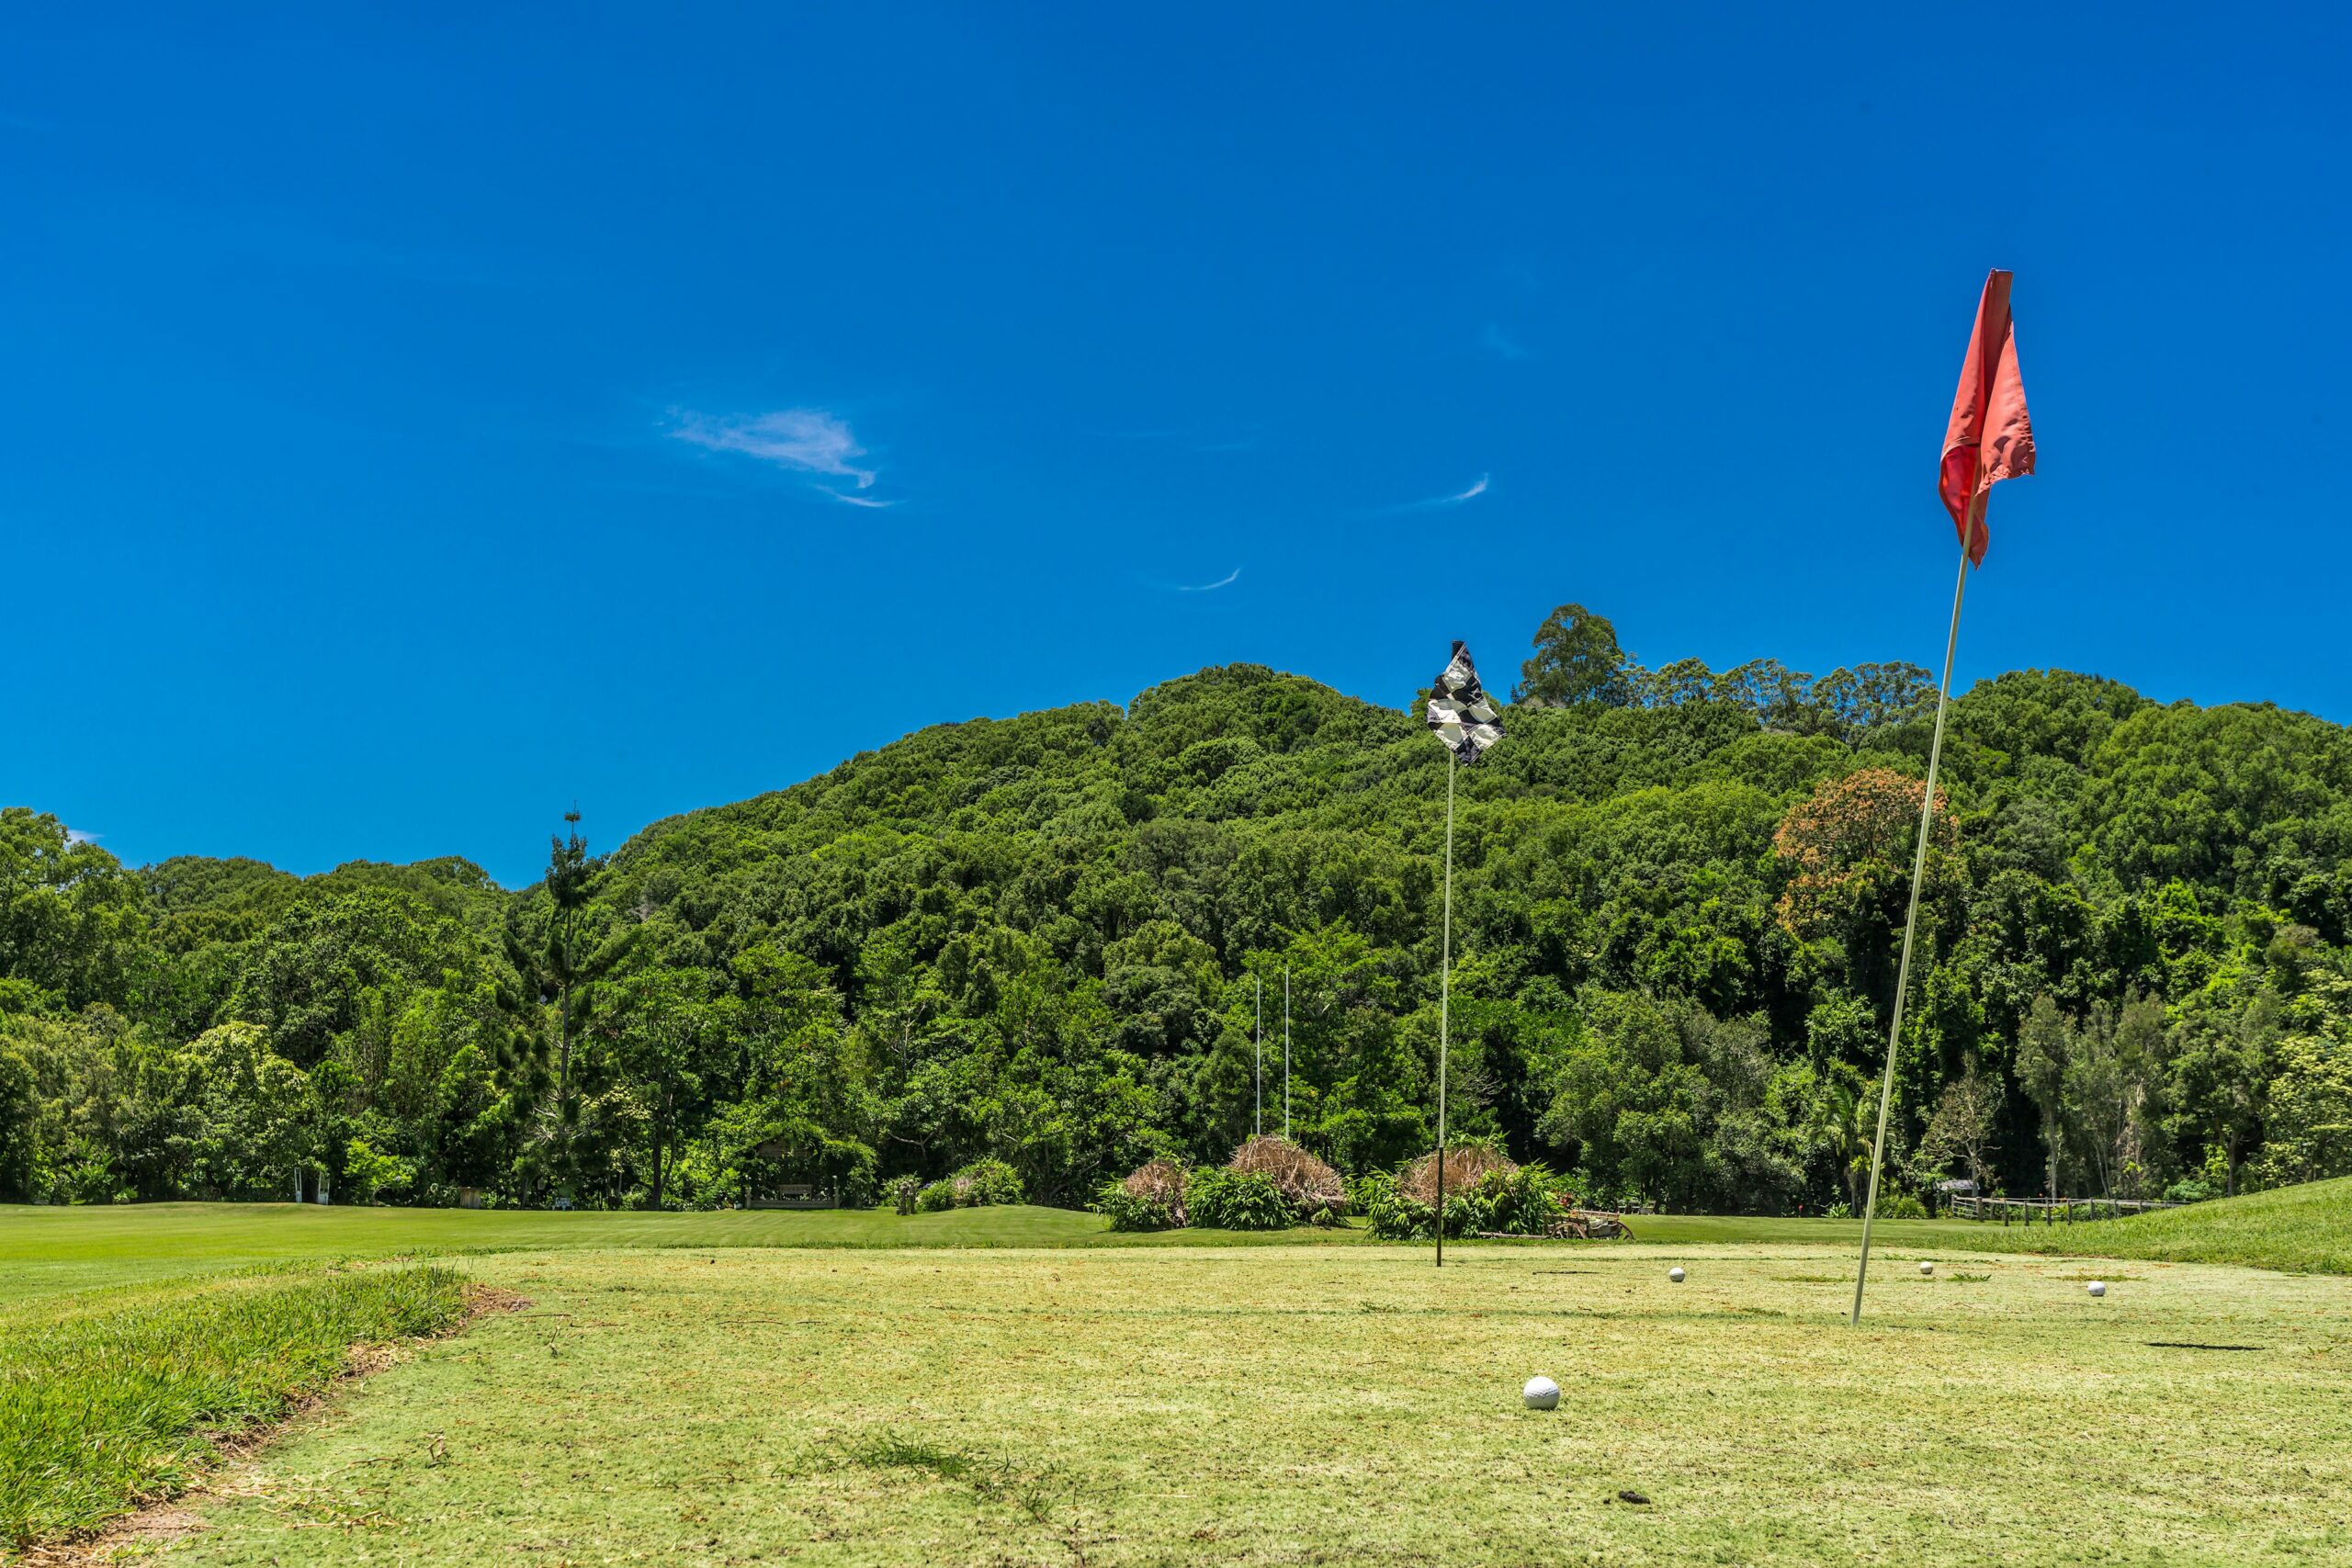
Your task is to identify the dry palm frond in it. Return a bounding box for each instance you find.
[1228,1135,1346,1216]
[1122,1158,1190,1226]
[1398,1145,1515,1208]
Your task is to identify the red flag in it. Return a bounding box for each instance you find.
[1940,269,2035,566]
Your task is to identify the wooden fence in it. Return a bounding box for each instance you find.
[1944,1193,2183,1224]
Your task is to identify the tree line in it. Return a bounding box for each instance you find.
[6,604,2350,1213]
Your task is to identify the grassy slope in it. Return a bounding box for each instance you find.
[0,1264,465,1550]
[154,1245,2352,1567]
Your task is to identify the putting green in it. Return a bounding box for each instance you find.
[119,1243,2352,1565]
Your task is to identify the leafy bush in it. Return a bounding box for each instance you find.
[1227,1136,1344,1217]
[914,1179,957,1213]
[888,1175,922,1215]
[1364,1163,1577,1239]
[1185,1167,1292,1231]
[1398,1144,1515,1208]
[1878,1191,1928,1220]
[1480,1164,1571,1235]
[1110,1158,1188,1228]
[1093,1181,1177,1232]
[2162,1176,2216,1205]
[949,1158,1024,1207]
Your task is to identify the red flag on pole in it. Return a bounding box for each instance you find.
[1939,269,2035,566]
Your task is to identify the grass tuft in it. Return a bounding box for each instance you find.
[0,1262,467,1550]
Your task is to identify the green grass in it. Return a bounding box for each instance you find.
[130,1244,2352,1565]
[1933,1175,2352,1275]
[0,1263,466,1551]
[4,1184,2348,1562]
[4,1175,2342,1308]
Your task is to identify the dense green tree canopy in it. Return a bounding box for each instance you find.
[6,609,2352,1213]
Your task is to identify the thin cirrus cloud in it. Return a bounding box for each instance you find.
[820,489,899,509]
[670,408,879,492]
[1385,474,1489,512]
[1173,567,1242,592]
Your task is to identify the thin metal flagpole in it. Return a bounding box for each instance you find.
[1437,750,1456,1268]
[1852,531,1974,1325]
[1254,976,1263,1139]
[1283,967,1291,1142]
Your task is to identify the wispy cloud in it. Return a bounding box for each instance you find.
[1480,322,1532,360]
[671,408,876,489]
[1174,567,1242,592]
[820,488,899,510]
[1385,474,1489,512]
[65,828,99,845]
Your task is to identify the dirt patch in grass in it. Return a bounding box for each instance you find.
[14,1283,526,1565]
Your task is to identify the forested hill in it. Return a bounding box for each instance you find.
[7,609,2352,1213]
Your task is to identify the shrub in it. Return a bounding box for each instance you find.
[1360,1171,1434,1240]
[1398,1144,1515,1208]
[888,1175,922,1215]
[1480,1163,1572,1235]
[1227,1136,1344,1218]
[1364,1162,1577,1240]
[1121,1159,1189,1226]
[2162,1176,2216,1205]
[1185,1167,1292,1231]
[949,1158,1024,1208]
[914,1179,957,1213]
[1878,1191,1928,1220]
[1094,1181,1177,1232]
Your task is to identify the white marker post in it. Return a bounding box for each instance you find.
[1254,975,1263,1139]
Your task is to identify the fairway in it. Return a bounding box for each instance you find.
[79,1241,2352,1566]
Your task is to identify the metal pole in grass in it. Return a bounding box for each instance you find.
[1856,266,2034,1324]
[1420,639,1502,1270]
[1283,966,1292,1142]
[1254,975,1263,1139]
[1851,536,1970,1326]
[1437,748,1454,1268]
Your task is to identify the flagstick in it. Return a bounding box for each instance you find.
[1283,967,1292,1142]
[1254,976,1263,1139]
[1851,532,1974,1325]
[1437,749,1456,1268]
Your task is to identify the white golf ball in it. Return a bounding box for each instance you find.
[2087,1280,2107,1298]
[1919,1260,1935,1277]
[1668,1267,1686,1283]
[1522,1374,1561,1410]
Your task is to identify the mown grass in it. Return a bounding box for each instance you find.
[146,1245,2352,1565]
[0,1263,466,1551]
[1940,1175,2352,1275]
[4,1173,2344,1313]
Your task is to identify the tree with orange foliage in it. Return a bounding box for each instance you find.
[1772,768,1957,942]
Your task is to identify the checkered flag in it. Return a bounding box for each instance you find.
[1426,641,1503,763]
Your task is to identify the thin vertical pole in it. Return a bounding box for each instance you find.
[1254,976,1263,1139]
[1852,536,1973,1325]
[1283,967,1292,1141]
[1437,750,1456,1268]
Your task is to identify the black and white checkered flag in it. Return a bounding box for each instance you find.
[1426,641,1503,763]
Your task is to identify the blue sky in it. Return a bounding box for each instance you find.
[6,6,2348,886]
